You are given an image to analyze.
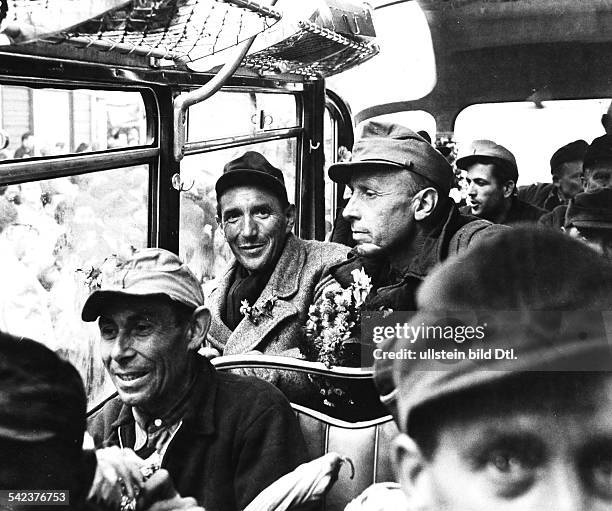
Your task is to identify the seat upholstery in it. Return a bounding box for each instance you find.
[294,404,399,511]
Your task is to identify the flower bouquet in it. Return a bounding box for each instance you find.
[300,268,372,407]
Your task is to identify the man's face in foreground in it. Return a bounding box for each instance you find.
[395,373,612,510]
[342,167,417,256]
[98,295,194,414]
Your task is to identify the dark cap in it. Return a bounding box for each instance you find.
[0,331,86,445]
[550,140,588,175]
[328,121,453,195]
[82,248,204,322]
[583,135,612,170]
[215,151,288,204]
[373,227,612,430]
[456,139,518,182]
[565,189,612,230]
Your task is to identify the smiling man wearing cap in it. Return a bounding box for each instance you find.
[83,248,307,511]
[205,151,348,363]
[317,120,502,313]
[458,139,546,225]
[374,227,612,511]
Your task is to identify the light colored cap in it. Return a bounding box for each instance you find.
[456,139,518,182]
[81,248,204,321]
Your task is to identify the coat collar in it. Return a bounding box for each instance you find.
[111,356,218,445]
[207,234,304,354]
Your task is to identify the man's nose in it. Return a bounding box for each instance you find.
[342,194,361,221]
[542,464,588,511]
[467,183,477,196]
[240,214,258,237]
[110,331,135,361]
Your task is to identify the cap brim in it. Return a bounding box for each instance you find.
[328,160,405,184]
[81,290,169,321]
[216,169,288,202]
[397,338,612,433]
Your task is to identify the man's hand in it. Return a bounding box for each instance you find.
[88,446,146,507]
[138,469,205,511]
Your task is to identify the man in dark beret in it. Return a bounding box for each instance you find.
[205,151,348,363]
[315,121,504,312]
[518,139,588,211]
[374,227,612,510]
[457,139,546,224]
[540,134,612,230]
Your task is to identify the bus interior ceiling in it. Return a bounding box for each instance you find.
[362,0,612,132]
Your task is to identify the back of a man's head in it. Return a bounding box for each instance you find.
[0,332,94,503]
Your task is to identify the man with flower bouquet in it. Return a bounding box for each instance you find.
[301,121,505,395]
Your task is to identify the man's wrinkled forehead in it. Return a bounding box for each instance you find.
[97,293,180,322]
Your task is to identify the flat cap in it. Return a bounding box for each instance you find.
[456,139,518,182]
[215,151,288,204]
[373,227,612,431]
[565,189,612,230]
[583,134,612,169]
[550,139,588,174]
[328,121,453,195]
[82,248,204,321]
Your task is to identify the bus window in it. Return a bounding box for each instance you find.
[187,91,299,142]
[0,85,147,159]
[454,99,612,185]
[0,164,150,406]
[179,138,297,283]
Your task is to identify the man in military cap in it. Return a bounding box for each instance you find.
[518,139,588,211]
[564,188,612,261]
[375,227,612,510]
[205,151,348,360]
[316,120,502,312]
[540,134,612,229]
[457,139,546,224]
[83,248,307,511]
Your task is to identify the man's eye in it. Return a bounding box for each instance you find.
[99,324,117,340]
[133,322,154,335]
[479,449,539,495]
[223,213,240,223]
[254,208,271,218]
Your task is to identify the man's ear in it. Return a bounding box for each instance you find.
[186,306,211,352]
[502,180,516,199]
[392,433,429,505]
[413,187,439,221]
[285,204,296,233]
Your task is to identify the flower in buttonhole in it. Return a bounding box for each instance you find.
[239,299,251,317]
[350,267,372,307]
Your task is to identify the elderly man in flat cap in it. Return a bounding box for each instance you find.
[541,134,612,230]
[518,139,588,211]
[316,120,502,313]
[457,139,546,224]
[205,151,348,361]
[373,227,612,511]
[82,248,307,511]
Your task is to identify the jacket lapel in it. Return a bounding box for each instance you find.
[223,234,304,354]
[206,263,236,350]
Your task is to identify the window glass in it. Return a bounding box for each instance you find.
[454,99,612,185]
[179,139,297,283]
[0,85,147,160]
[187,91,298,142]
[323,108,338,238]
[0,165,149,406]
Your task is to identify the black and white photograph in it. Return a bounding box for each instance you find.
[0,1,611,510]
